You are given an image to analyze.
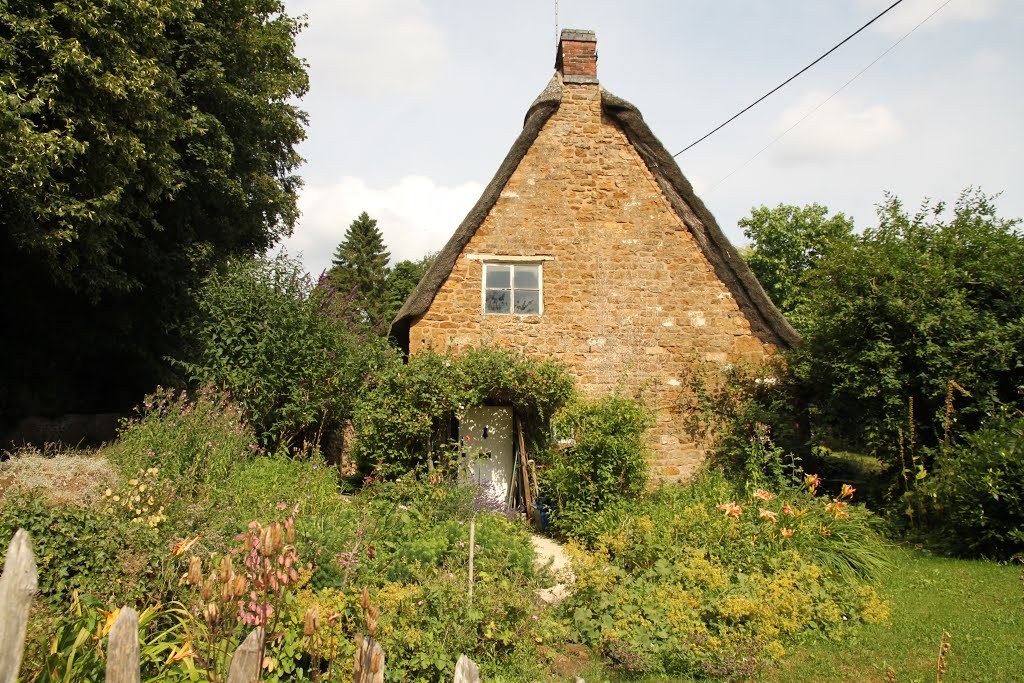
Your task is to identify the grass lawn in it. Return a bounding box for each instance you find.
[761,546,1024,683]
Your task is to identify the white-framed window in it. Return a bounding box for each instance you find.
[482,262,542,315]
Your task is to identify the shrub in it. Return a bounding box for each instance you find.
[0,492,128,605]
[539,395,652,540]
[917,410,1024,559]
[352,346,575,477]
[680,358,806,489]
[792,189,1024,465]
[181,253,390,447]
[563,470,890,679]
[107,385,256,493]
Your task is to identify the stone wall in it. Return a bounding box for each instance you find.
[408,81,774,481]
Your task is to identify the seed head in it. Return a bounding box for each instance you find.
[303,605,320,636]
[187,557,203,586]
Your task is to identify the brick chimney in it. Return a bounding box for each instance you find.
[555,29,597,84]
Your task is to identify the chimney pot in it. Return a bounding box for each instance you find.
[555,28,597,84]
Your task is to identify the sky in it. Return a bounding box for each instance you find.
[276,0,1023,277]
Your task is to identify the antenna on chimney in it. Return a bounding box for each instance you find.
[554,0,559,46]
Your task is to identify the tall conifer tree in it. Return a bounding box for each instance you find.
[329,212,391,328]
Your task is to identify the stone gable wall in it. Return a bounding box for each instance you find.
[408,82,774,480]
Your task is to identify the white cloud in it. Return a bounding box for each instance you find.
[770,92,903,166]
[288,0,450,93]
[277,175,484,276]
[862,0,998,34]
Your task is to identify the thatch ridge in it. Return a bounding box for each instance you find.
[389,77,800,352]
[389,76,563,352]
[600,90,800,348]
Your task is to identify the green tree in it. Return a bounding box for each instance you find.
[181,254,389,447]
[0,0,308,419]
[328,212,392,330]
[740,203,855,327]
[382,252,436,326]
[793,189,1024,463]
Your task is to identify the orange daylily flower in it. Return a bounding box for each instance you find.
[716,502,743,518]
[782,503,796,516]
[840,484,857,499]
[98,607,120,637]
[758,508,778,523]
[780,527,794,538]
[172,535,201,556]
[753,489,775,502]
[804,473,821,491]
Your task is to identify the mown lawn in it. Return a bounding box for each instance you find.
[761,547,1024,683]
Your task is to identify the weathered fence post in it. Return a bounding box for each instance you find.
[226,627,265,683]
[0,529,38,683]
[353,633,384,683]
[467,517,475,606]
[105,607,140,683]
[452,654,480,683]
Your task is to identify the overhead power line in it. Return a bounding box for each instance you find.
[672,0,906,158]
[702,0,953,196]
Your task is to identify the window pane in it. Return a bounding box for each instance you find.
[485,289,510,313]
[486,265,510,288]
[514,265,539,289]
[514,290,540,314]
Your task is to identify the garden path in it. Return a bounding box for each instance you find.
[531,534,574,604]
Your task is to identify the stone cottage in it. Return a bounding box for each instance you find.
[391,29,798,482]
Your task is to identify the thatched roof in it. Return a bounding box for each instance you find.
[390,76,800,352]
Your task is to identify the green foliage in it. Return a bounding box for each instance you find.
[352,346,576,476]
[0,0,308,417]
[740,203,855,325]
[792,189,1024,464]
[761,548,1024,683]
[540,395,652,541]
[382,253,435,327]
[328,212,392,331]
[182,253,389,447]
[37,596,190,683]
[0,493,125,604]
[564,471,890,679]
[108,385,255,493]
[915,410,1024,559]
[680,358,806,489]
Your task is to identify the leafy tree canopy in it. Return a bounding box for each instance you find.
[382,252,435,327]
[740,203,855,327]
[792,189,1024,462]
[0,0,308,418]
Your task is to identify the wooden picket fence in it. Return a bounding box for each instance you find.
[0,529,486,683]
